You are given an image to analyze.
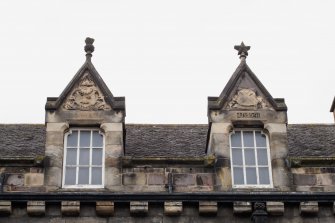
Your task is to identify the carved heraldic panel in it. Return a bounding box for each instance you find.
[63,73,111,111]
[227,89,273,110]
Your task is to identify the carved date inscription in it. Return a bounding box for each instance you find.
[237,112,260,119]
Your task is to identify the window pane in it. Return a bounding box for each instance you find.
[78,167,89,184]
[246,167,257,184]
[67,131,78,147]
[232,149,243,165]
[243,131,254,147]
[233,167,244,185]
[257,149,268,165]
[64,167,76,185]
[79,148,90,165]
[92,131,103,147]
[92,167,102,185]
[66,148,77,165]
[80,131,91,147]
[92,148,103,165]
[255,132,267,147]
[231,131,241,147]
[244,149,255,165]
[259,167,270,184]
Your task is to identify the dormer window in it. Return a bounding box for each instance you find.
[62,129,104,188]
[230,130,272,188]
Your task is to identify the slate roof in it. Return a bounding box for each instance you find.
[0,124,334,158]
[0,124,46,157]
[287,124,335,157]
[125,124,208,157]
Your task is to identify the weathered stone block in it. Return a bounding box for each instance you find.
[105,131,123,146]
[211,123,232,134]
[196,174,214,186]
[233,202,252,215]
[100,123,123,132]
[164,201,182,216]
[105,167,121,187]
[46,131,65,147]
[173,174,195,186]
[61,201,80,216]
[46,122,69,132]
[199,201,217,215]
[122,173,146,185]
[130,201,148,215]
[316,174,334,185]
[45,146,63,168]
[0,201,11,216]
[6,174,24,186]
[96,201,114,216]
[44,166,62,188]
[148,173,165,185]
[266,202,284,215]
[268,132,288,159]
[105,145,123,158]
[27,201,45,216]
[25,173,44,186]
[293,174,317,186]
[215,167,232,189]
[300,202,319,215]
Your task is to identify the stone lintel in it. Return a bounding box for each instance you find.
[164,201,183,216]
[233,201,252,215]
[300,201,318,215]
[27,201,45,216]
[96,201,114,216]
[61,201,80,216]
[199,201,217,215]
[130,201,148,215]
[266,201,284,215]
[0,201,12,216]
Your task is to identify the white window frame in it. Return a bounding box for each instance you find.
[62,128,105,189]
[229,129,273,188]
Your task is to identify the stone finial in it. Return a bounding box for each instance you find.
[234,42,250,59]
[84,37,95,58]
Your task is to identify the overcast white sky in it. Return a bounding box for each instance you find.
[0,1,334,124]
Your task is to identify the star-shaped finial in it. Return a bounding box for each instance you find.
[234,42,250,59]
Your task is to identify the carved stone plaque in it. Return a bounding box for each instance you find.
[63,73,111,111]
[227,89,272,110]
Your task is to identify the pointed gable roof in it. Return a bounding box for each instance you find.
[45,38,125,111]
[208,43,287,112]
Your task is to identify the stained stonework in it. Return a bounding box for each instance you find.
[63,72,111,111]
[226,88,272,110]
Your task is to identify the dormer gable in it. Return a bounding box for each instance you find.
[45,38,125,113]
[208,57,287,113]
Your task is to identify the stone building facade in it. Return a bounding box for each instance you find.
[0,39,335,223]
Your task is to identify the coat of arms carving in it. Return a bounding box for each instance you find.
[226,88,272,110]
[63,74,111,111]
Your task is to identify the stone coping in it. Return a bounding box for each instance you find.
[290,157,335,167]
[0,156,45,167]
[122,156,215,167]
